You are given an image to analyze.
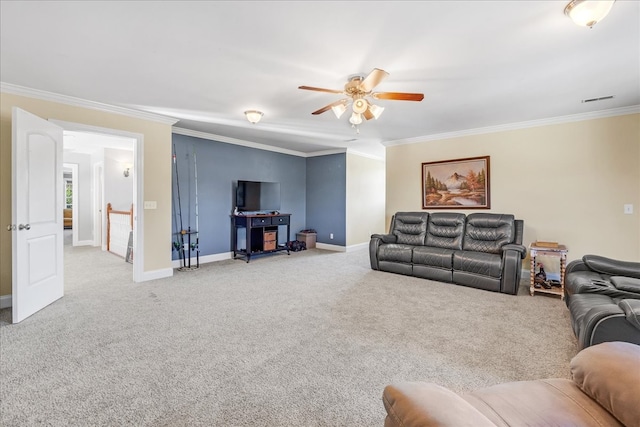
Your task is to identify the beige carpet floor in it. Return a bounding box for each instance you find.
[0,246,577,426]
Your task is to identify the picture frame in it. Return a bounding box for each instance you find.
[421,156,490,209]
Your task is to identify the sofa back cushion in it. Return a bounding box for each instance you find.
[571,341,640,427]
[391,212,429,245]
[425,213,466,250]
[462,213,514,254]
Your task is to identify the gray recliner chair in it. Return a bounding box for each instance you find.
[564,255,640,349]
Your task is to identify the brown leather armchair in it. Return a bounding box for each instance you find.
[382,341,639,427]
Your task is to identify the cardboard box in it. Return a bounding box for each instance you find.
[296,232,316,249]
[264,231,277,251]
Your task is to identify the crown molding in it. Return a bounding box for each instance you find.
[306,148,347,158]
[0,82,179,125]
[172,127,308,157]
[384,105,640,147]
[173,127,374,159]
[345,148,384,161]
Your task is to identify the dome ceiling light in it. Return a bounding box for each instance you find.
[564,0,616,28]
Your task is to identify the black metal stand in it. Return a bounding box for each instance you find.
[177,227,199,271]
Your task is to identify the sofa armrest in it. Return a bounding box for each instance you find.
[501,249,524,295]
[502,244,526,259]
[619,299,640,330]
[383,383,496,427]
[372,233,397,244]
[566,259,591,275]
[370,234,396,270]
[582,255,640,279]
[571,342,640,427]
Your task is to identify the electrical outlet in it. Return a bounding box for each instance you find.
[144,201,157,209]
[624,204,633,214]
[330,233,334,239]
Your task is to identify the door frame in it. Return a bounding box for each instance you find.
[93,162,104,249]
[52,120,144,283]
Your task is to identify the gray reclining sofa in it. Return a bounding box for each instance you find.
[564,254,640,349]
[369,212,526,294]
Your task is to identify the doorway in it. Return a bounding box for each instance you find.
[54,120,144,283]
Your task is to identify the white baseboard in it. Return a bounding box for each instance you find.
[139,268,173,282]
[0,294,12,309]
[75,240,94,247]
[171,252,233,269]
[346,242,368,252]
[316,243,346,252]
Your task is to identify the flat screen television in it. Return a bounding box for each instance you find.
[236,180,281,212]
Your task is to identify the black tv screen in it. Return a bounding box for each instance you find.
[236,181,281,212]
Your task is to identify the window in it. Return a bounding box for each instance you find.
[65,179,73,209]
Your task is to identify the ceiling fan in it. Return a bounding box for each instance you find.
[298,68,424,128]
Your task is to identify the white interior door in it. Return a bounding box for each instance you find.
[11,107,64,323]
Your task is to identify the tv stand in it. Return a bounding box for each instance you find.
[231,213,291,263]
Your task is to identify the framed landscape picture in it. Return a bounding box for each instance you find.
[422,156,490,209]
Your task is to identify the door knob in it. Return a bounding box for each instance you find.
[18,224,31,230]
[6,224,16,231]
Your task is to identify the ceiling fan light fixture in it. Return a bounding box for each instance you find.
[369,104,385,120]
[564,0,615,27]
[331,103,347,119]
[352,98,368,114]
[244,110,263,124]
[349,112,363,125]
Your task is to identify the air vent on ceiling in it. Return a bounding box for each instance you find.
[582,95,615,103]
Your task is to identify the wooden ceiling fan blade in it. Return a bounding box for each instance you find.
[359,68,389,93]
[372,92,424,101]
[311,99,348,115]
[298,85,343,94]
[363,108,374,121]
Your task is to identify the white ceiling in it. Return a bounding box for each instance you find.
[1,1,638,158]
[63,131,134,155]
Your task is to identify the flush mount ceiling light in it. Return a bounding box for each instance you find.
[564,0,616,28]
[244,110,263,124]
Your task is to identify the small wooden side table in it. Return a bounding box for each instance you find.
[529,242,568,300]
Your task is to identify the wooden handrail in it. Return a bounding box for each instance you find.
[106,203,134,252]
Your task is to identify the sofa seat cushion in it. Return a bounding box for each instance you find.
[462,378,623,427]
[378,244,413,264]
[412,246,454,269]
[567,272,640,301]
[453,251,502,278]
[610,276,640,294]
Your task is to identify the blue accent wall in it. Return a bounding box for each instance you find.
[306,154,346,246]
[171,134,306,259]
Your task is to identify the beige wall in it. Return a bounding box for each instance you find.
[0,93,173,296]
[386,113,640,263]
[346,153,386,246]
